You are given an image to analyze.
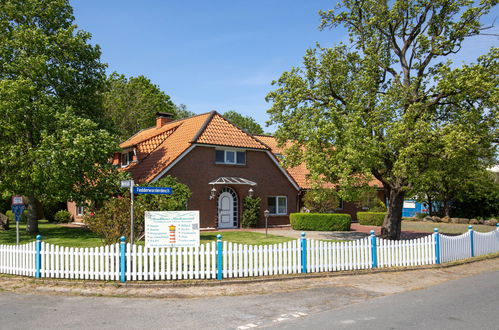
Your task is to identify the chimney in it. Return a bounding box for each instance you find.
[156,112,175,128]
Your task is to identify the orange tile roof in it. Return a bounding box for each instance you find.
[255,135,382,189]
[119,111,270,183]
[196,114,268,149]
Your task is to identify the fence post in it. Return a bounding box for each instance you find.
[434,228,440,264]
[370,230,377,268]
[300,232,307,273]
[35,235,42,278]
[120,236,126,283]
[217,234,223,280]
[468,225,474,257]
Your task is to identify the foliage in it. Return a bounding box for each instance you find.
[415,212,428,219]
[0,0,120,234]
[103,72,177,140]
[223,110,264,135]
[42,201,67,222]
[450,171,499,219]
[357,212,386,226]
[290,213,351,231]
[86,176,191,244]
[175,104,196,119]
[53,210,72,223]
[302,188,340,213]
[267,0,498,239]
[135,176,192,212]
[242,197,261,228]
[84,196,144,245]
[356,190,387,212]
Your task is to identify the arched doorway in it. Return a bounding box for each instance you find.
[217,187,238,228]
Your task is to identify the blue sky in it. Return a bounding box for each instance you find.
[71,1,498,132]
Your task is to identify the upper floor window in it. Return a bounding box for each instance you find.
[215,149,246,165]
[121,151,134,167]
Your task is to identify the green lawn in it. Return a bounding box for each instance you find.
[0,220,294,247]
[402,221,496,234]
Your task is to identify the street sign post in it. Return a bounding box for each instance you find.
[11,196,24,245]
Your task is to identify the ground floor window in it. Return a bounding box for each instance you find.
[76,205,85,217]
[268,196,287,215]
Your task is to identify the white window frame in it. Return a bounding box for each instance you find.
[215,149,246,165]
[121,150,135,168]
[76,205,85,217]
[268,196,288,215]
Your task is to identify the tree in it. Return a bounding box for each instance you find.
[0,0,120,234]
[267,0,498,239]
[103,72,177,140]
[302,188,340,213]
[175,104,196,119]
[223,111,264,135]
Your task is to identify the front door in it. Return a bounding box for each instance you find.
[218,191,235,228]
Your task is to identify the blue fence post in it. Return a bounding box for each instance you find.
[301,232,307,273]
[120,236,126,283]
[468,225,474,257]
[35,235,42,278]
[434,228,440,264]
[370,230,377,268]
[217,234,223,280]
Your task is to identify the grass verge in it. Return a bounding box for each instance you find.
[401,221,496,234]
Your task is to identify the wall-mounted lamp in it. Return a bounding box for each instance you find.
[209,187,216,200]
[248,187,254,197]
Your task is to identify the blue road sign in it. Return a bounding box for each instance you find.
[12,204,25,222]
[133,187,172,195]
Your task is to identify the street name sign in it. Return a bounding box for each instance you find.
[145,211,199,248]
[133,187,172,195]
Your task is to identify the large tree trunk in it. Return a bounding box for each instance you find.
[26,194,38,234]
[443,199,450,217]
[381,188,405,240]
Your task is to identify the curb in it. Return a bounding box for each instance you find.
[2,253,497,289]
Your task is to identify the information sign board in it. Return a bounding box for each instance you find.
[145,211,199,248]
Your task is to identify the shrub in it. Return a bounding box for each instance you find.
[290,213,351,231]
[85,196,145,244]
[415,212,428,219]
[357,212,386,226]
[54,210,72,223]
[242,197,260,228]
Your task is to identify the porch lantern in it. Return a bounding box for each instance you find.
[209,187,217,200]
[248,187,254,197]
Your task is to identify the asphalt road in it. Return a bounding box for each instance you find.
[0,270,497,329]
[272,270,499,330]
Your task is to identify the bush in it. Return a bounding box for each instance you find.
[302,188,340,213]
[290,213,351,231]
[54,210,72,223]
[415,212,428,219]
[242,197,260,228]
[357,212,386,226]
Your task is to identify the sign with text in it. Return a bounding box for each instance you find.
[145,211,199,248]
[133,187,172,195]
[12,196,23,205]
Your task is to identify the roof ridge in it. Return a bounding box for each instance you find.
[211,113,269,149]
[190,110,217,143]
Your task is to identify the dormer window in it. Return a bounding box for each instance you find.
[121,150,134,167]
[215,149,246,165]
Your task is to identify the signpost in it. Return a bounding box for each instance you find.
[11,196,25,245]
[145,211,199,248]
[121,180,173,243]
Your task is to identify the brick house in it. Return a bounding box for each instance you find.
[69,111,384,226]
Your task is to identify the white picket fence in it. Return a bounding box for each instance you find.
[0,228,498,281]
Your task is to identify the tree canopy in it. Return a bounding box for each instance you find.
[267,0,498,239]
[0,0,121,233]
[103,73,177,140]
[223,110,264,135]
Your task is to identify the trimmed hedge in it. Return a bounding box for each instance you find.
[357,212,386,226]
[290,213,351,231]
